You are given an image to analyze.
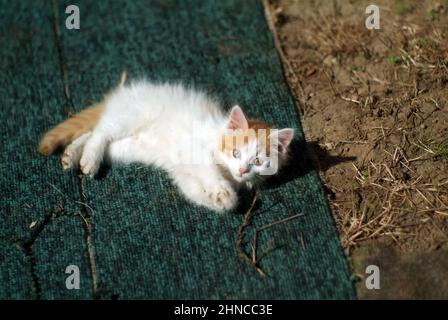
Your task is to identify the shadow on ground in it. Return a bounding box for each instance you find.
[263,139,356,190]
[352,241,448,299]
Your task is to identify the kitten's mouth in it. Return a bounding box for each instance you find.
[239,172,250,179]
[236,172,251,182]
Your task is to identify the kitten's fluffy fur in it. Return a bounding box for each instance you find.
[39,78,294,212]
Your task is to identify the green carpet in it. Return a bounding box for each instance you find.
[0,0,356,299]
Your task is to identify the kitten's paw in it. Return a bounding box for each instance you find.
[207,181,237,212]
[80,151,101,177]
[61,132,91,170]
[61,148,77,170]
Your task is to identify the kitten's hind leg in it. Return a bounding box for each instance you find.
[61,132,92,170]
[80,132,108,177]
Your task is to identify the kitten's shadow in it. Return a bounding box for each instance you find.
[261,139,356,190]
[234,139,356,214]
[94,163,112,180]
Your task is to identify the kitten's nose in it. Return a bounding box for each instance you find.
[239,167,248,175]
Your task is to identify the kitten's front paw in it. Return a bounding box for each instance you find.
[80,151,101,177]
[207,181,237,212]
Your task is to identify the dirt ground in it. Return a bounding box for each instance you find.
[265,0,448,298]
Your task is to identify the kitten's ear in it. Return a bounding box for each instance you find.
[227,105,249,130]
[273,128,294,154]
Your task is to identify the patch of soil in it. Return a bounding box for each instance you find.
[265,0,448,298]
[352,241,448,299]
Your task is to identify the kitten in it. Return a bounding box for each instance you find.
[39,78,294,212]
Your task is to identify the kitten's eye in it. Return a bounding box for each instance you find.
[232,149,241,158]
[254,157,262,166]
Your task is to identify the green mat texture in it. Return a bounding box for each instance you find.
[0,0,356,299]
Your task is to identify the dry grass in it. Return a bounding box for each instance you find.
[338,143,448,251]
[265,0,448,252]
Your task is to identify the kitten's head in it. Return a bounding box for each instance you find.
[217,105,294,184]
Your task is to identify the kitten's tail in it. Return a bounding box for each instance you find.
[38,102,105,155]
[39,71,127,155]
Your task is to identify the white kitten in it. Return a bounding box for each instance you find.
[40,79,294,212]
